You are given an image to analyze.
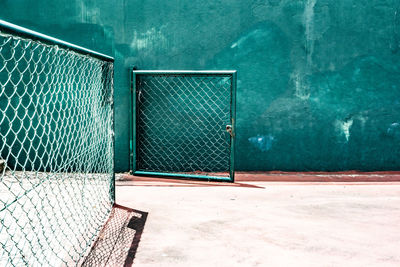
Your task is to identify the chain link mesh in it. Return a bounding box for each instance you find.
[136,73,232,177]
[0,28,114,266]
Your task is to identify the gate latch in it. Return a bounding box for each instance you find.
[226,125,233,137]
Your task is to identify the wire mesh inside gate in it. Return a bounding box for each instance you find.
[134,72,234,180]
[0,26,114,265]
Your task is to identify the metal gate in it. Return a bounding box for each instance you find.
[130,70,236,182]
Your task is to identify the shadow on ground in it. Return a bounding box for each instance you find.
[83,204,148,266]
[117,173,264,188]
[117,171,400,186]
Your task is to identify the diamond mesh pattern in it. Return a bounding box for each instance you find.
[136,74,232,177]
[0,29,114,266]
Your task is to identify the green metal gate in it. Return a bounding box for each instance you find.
[130,70,236,182]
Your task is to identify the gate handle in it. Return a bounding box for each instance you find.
[226,125,233,137]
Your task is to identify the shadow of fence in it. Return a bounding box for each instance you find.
[82,204,148,266]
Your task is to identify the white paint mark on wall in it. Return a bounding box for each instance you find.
[291,0,316,101]
[293,72,310,100]
[336,119,353,141]
[248,134,276,152]
[304,0,317,66]
[230,29,263,49]
[130,26,168,50]
[388,122,400,130]
[356,115,367,129]
[387,122,400,139]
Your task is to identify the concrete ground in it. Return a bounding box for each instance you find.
[116,174,400,267]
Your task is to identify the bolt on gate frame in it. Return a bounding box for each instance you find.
[130,70,237,182]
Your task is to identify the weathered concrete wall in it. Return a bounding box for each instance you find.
[1,0,400,171]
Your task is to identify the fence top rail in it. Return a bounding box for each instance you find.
[133,70,237,75]
[0,19,114,62]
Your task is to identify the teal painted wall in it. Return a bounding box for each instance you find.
[1,0,400,172]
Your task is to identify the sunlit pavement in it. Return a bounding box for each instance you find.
[116,174,400,267]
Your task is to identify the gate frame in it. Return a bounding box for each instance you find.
[130,70,237,182]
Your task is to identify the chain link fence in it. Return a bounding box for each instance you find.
[0,21,114,266]
[133,72,235,180]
